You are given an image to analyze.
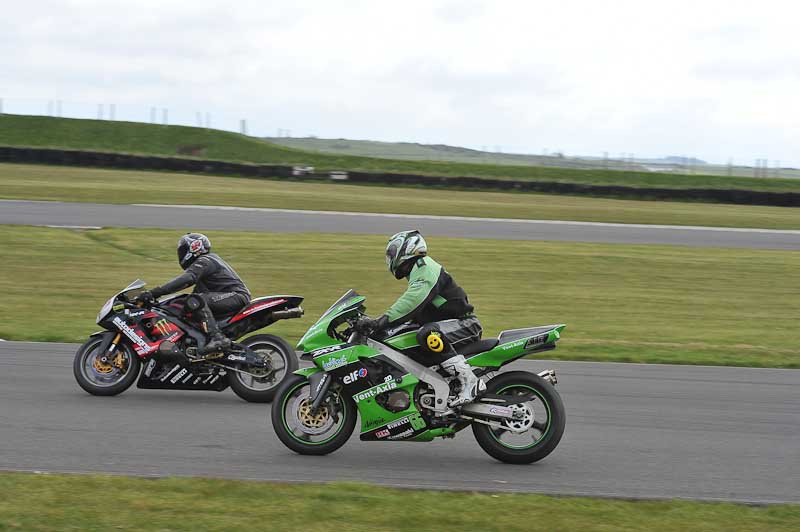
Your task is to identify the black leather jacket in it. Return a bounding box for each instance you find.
[150,253,251,299]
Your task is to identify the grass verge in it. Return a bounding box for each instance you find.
[2,163,800,229]
[1,472,797,532]
[2,114,799,192]
[0,226,797,367]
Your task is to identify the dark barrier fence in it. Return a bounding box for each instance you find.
[1,146,797,207]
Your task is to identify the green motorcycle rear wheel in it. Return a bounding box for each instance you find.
[472,371,566,464]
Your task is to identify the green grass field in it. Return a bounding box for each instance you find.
[3,163,799,229]
[2,114,799,192]
[1,226,797,367]
[1,473,797,532]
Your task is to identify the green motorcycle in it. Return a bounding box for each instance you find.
[271,290,566,464]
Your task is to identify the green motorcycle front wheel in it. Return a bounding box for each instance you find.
[271,375,357,455]
[472,371,566,464]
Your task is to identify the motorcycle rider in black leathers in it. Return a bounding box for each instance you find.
[135,233,251,353]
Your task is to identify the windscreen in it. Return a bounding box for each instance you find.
[320,289,361,318]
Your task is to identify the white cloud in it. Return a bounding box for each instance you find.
[2,0,798,165]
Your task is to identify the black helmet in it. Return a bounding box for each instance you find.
[177,233,211,269]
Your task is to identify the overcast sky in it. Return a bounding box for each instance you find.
[2,0,798,166]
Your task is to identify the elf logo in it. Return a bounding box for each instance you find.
[343,367,368,384]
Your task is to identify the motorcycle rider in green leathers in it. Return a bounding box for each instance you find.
[359,230,485,407]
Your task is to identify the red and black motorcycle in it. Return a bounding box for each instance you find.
[73,279,304,402]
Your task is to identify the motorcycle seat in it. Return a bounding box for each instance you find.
[456,338,500,356]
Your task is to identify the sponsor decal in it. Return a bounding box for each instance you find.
[113,316,152,353]
[387,417,410,430]
[353,381,397,403]
[238,299,287,317]
[315,373,329,395]
[501,339,525,351]
[375,429,390,439]
[193,377,202,384]
[144,359,157,377]
[171,368,189,384]
[127,310,146,318]
[189,239,203,253]
[153,319,172,336]
[363,417,386,429]
[160,364,180,382]
[181,372,194,384]
[227,354,247,362]
[388,428,414,440]
[322,354,348,371]
[343,367,368,384]
[384,374,394,383]
[313,345,343,357]
[387,412,426,431]
[489,406,513,417]
[524,334,549,349]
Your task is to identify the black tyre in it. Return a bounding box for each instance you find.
[73,336,140,396]
[228,334,298,403]
[271,374,356,455]
[472,371,566,464]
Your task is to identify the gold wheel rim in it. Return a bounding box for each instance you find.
[297,398,329,428]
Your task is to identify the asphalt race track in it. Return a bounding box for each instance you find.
[1,341,797,503]
[2,199,800,249]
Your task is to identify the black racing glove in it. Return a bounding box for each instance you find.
[134,290,155,305]
[356,314,389,334]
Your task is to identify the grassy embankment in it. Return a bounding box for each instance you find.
[2,163,800,229]
[2,114,799,192]
[1,473,797,532]
[1,226,797,367]
[0,473,800,532]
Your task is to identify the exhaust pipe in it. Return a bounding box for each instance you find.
[538,369,557,386]
[271,307,304,320]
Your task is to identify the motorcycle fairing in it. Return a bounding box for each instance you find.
[225,295,303,325]
[466,324,566,369]
[136,359,229,391]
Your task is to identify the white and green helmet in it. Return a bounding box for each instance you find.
[385,230,428,278]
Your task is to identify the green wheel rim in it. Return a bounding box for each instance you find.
[488,384,551,450]
[282,381,346,446]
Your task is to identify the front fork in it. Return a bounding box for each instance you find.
[96,332,123,366]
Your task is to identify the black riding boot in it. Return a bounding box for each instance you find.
[197,306,231,354]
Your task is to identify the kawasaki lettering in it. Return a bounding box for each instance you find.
[388,428,414,440]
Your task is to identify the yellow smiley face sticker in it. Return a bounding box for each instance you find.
[426,332,444,353]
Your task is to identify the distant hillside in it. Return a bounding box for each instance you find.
[264,136,651,172]
[1,114,798,192]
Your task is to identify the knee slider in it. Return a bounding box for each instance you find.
[417,324,447,353]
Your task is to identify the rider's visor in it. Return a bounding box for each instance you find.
[385,242,400,270]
